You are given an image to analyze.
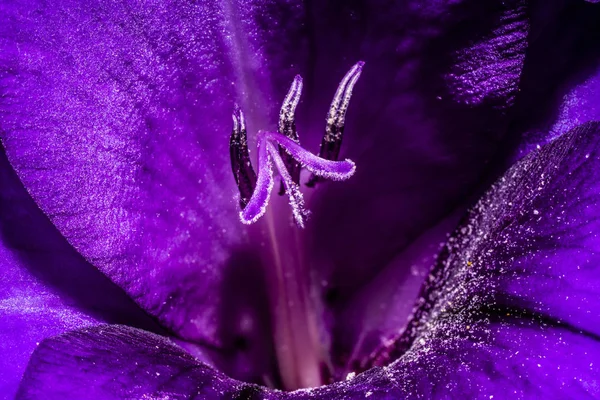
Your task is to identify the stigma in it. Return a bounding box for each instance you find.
[229,62,364,227]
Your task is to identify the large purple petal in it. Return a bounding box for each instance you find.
[365,121,600,397]
[0,149,158,398]
[18,323,402,399]
[16,325,254,400]
[0,0,297,383]
[17,122,600,397]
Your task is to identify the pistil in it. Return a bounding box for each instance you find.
[264,208,325,389]
[229,63,364,390]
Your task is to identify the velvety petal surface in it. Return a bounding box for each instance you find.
[0,148,159,399]
[360,121,600,398]
[16,325,257,400]
[0,0,302,383]
[18,324,402,400]
[17,122,600,398]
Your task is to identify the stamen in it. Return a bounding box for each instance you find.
[231,62,363,227]
[278,75,303,195]
[230,106,257,209]
[306,61,364,187]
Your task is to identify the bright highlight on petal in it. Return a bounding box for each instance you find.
[231,63,364,227]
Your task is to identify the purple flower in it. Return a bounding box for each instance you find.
[1,0,600,399]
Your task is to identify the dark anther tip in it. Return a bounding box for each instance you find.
[305,176,318,188]
[230,105,257,210]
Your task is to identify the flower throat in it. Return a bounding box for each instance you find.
[229,63,364,390]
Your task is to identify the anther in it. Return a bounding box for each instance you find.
[278,75,303,195]
[306,61,364,187]
[230,106,257,209]
[230,63,363,227]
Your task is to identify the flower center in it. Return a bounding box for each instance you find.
[229,63,364,390]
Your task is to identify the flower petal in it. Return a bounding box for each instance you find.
[361,121,600,397]
[0,0,300,382]
[0,150,158,398]
[17,325,254,400]
[509,0,600,159]
[312,3,530,258]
